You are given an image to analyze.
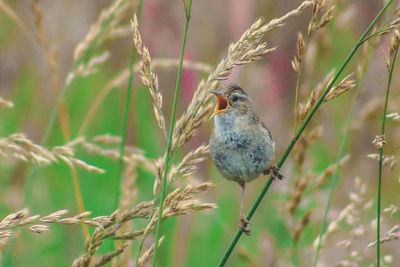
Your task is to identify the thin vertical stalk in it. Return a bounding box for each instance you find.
[110,2,144,259]
[313,47,372,266]
[24,0,133,206]
[151,1,192,266]
[22,65,85,234]
[293,33,312,133]
[70,168,89,238]
[113,0,144,210]
[293,69,302,132]
[3,5,88,266]
[0,0,38,47]
[217,2,392,266]
[376,44,398,267]
[34,0,90,241]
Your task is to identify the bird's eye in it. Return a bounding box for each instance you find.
[232,96,239,102]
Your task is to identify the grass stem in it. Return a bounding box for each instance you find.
[376,40,398,267]
[113,0,144,211]
[293,67,302,132]
[151,1,192,266]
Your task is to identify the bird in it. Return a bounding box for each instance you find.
[209,84,283,235]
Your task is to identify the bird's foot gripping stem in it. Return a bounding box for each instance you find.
[239,215,251,236]
[263,165,285,180]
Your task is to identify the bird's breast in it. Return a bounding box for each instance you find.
[210,114,275,182]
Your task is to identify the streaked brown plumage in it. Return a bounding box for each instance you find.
[209,84,282,235]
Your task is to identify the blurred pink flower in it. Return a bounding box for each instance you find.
[262,51,294,106]
[182,47,196,103]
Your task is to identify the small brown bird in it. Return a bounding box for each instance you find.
[209,84,282,235]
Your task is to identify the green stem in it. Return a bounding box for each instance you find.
[313,48,372,267]
[113,0,144,210]
[377,42,398,267]
[110,0,144,259]
[151,1,192,266]
[359,14,396,45]
[217,2,392,266]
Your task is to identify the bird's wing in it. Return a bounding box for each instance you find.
[259,120,272,139]
[248,111,272,139]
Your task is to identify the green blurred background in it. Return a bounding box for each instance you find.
[0,0,399,266]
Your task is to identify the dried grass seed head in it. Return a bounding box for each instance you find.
[317,6,335,30]
[324,73,356,101]
[386,112,400,121]
[94,242,129,267]
[390,29,400,55]
[297,31,306,61]
[131,15,166,133]
[298,69,335,120]
[138,236,165,266]
[372,135,386,150]
[0,133,104,173]
[367,153,396,170]
[73,0,132,62]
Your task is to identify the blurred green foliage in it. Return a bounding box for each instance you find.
[1,1,399,266]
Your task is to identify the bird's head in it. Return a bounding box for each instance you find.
[210,84,252,118]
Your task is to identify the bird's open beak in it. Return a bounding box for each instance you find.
[210,91,229,119]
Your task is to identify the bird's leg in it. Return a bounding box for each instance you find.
[238,181,251,235]
[263,165,285,180]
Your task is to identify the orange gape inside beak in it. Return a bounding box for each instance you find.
[211,95,229,118]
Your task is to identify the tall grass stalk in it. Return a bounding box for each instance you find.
[33,0,87,240]
[151,1,192,266]
[376,41,398,267]
[0,0,38,48]
[293,31,309,133]
[112,1,143,259]
[217,2,392,266]
[113,0,143,210]
[293,65,302,132]
[2,5,86,266]
[21,0,136,243]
